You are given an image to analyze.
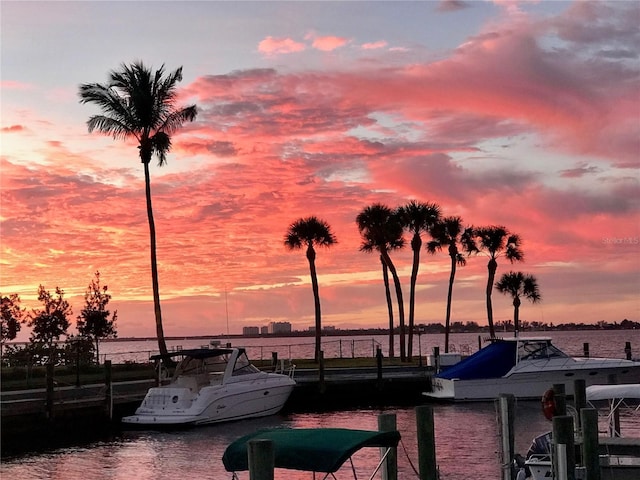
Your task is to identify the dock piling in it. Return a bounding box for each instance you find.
[415,405,438,480]
[497,394,516,480]
[573,379,586,429]
[378,413,398,480]
[46,362,54,420]
[553,383,567,416]
[581,408,601,480]
[552,415,576,480]
[248,439,274,480]
[104,360,112,421]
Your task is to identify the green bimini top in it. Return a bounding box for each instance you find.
[222,427,401,473]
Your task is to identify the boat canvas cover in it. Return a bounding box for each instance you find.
[586,384,640,401]
[149,348,235,361]
[436,340,517,380]
[222,427,401,473]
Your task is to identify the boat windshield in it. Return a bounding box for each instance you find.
[175,353,229,376]
[518,340,568,361]
[232,351,261,376]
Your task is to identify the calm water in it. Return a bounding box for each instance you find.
[2,330,638,479]
[99,330,639,363]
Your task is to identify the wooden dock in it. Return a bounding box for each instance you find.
[1,366,432,456]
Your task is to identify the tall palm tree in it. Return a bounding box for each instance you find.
[284,216,337,362]
[467,226,524,339]
[356,204,407,361]
[426,216,472,353]
[397,200,441,360]
[79,62,197,356]
[495,271,541,337]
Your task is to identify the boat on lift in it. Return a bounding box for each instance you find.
[424,336,640,401]
[122,347,296,426]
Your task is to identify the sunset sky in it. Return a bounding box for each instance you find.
[1,1,639,342]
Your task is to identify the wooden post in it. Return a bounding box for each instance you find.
[104,360,112,420]
[378,413,398,480]
[553,383,567,416]
[416,405,438,480]
[574,379,587,429]
[248,439,274,480]
[624,341,632,360]
[318,350,325,393]
[46,362,54,420]
[581,408,600,480]
[271,351,278,372]
[583,342,589,358]
[376,347,383,389]
[497,394,515,480]
[552,415,575,480]
[433,346,440,373]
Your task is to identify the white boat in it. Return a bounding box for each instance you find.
[523,384,640,480]
[122,347,296,426]
[424,337,640,401]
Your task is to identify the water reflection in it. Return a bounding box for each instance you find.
[3,402,563,480]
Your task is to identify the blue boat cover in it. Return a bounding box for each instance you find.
[436,340,517,380]
[222,427,401,473]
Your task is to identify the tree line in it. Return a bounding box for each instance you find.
[1,271,117,366]
[286,204,541,363]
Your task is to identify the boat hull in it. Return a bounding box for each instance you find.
[427,364,640,401]
[122,376,295,426]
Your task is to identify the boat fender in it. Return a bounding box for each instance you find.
[541,388,556,420]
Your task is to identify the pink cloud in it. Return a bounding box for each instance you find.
[258,36,305,56]
[311,35,350,52]
[361,40,388,50]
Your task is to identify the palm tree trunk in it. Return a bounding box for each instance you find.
[381,257,394,358]
[445,252,457,354]
[307,245,322,362]
[382,251,405,362]
[407,234,422,361]
[486,258,497,339]
[144,162,169,356]
[513,297,521,338]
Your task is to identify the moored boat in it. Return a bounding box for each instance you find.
[523,383,640,480]
[122,346,296,426]
[423,337,640,401]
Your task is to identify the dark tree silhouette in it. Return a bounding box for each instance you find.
[77,271,118,364]
[495,271,541,337]
[29,285,73,364]
[381,255,395,358]
[427,216,473,353]
[79,62,197,356]
[397,200,441,360]
[357,204,407,361]
[284,216,336,362]
[466,226,524,338]
[1,293,25,345]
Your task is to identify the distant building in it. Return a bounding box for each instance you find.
[268,321,292,334]
[242,326,259,336]
[261,326,269,335]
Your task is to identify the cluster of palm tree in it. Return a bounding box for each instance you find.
[286,202,542,362]
[80,61,540,361]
